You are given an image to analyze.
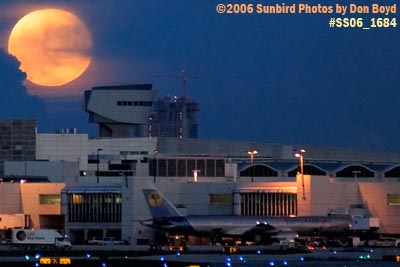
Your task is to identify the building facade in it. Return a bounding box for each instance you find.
[0,119,36,174]
[35,135,400,244]
[1,128,400,244]
[148,95,199,138]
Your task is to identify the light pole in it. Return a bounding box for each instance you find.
[96,148,102,183]
[153,149,159,183]
[247,150,258,182]
[192,169,200,182]
[294,149,306,200]
[352,170,361,183]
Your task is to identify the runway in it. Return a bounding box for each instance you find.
[133,247,400,267]
[0,246,399,267]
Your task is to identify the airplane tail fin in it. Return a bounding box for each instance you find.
[142,186,182,219]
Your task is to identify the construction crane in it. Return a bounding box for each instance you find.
[153,70,196,99]
[180,70,197,100]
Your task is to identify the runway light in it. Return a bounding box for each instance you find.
[164,263,168,267]
[359,254,371,260]
[176,252,181,257]
[25,255,30,260]
[86,253,91,258]
[102,262,107,267]
[269,260,275,266]
[238,256,244,261]
[160,256,165,261]
[35,253,41,259]
[35,262,39,267]
[299,256,304,261]
[256,249,261,254]
[283,260,288,265]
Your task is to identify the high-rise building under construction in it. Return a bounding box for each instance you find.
[148,95,199,138]
[84,84,199,138]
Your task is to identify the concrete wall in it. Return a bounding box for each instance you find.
[4,161,79,183]
[305,175,361,216]
[0,214,25,229]
[36,134,88,170]
[20,183,65,228]
[359,182,400,234]
[0,183,22,214]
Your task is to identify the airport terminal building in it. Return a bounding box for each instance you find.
[0,85,399,245]
[1,133,399,244]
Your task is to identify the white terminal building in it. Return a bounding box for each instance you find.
[0,85,399,245]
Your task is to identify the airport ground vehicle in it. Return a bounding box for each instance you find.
[87,236,125,245]
[11,229,71,249]
[87,236,104,245]
[367,237,400,247]
[102,237,125,245]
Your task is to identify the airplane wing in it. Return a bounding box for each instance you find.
[224,227,257,236]
[220,221,278,236]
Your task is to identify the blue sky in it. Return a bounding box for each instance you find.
[0,0,399,152]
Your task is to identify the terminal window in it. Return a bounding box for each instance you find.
[209,194,232,205]
[39,194,61,205]
[387,194,400,206]
[385,166,400,178]
[336,166,374,178]
[67,193,122,222]
[241,165,279,177]
[149,158,225,178]
[240,192,297,216]
[288,165,326,177]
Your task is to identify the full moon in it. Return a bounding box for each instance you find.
[8,9,93,87]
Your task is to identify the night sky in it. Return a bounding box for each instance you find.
[0,0,399,152]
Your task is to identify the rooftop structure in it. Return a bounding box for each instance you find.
[84,84,155,138]
[84,84,199,139]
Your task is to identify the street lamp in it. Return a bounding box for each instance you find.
[352,170,361,183]
[247,150,258,182]
[96,148,102,183]
[153,149,159,183]
[294,149,306,200]
[192,169,200,182]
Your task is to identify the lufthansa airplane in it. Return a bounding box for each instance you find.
[141,187,352,242]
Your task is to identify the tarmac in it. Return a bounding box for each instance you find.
[0,245,399,266]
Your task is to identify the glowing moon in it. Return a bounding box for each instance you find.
[8,9,93,87]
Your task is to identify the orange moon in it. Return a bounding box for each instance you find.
[8,9,93,87]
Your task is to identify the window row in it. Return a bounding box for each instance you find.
[39,194,61,205]
[149,158,225,177]
[242,164,400,178]
[388,194,400,206]
[209,194,232,205]
[240,193,297,216]
[117,100,153,107]
[67,193,122,222]
[95,171,134,177]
